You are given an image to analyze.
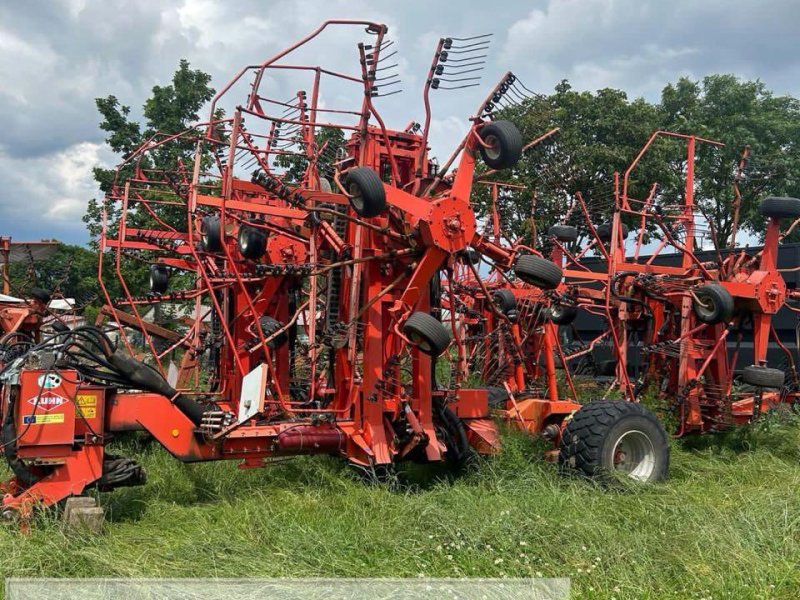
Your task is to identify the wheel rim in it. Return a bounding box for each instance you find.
[694,295,715,320]
[483,135,501,160]
[409,331,432,353]
[611,430,656,481]
[149,274,155,290]
[349,183,364,212]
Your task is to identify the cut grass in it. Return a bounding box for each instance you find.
[2,422,800,599]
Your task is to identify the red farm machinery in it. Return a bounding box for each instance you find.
[2,20,799,521]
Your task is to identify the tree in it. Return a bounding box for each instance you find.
[84,59,217,243]
[8,244,99,307]
[273,126,346,184]
[661,75,800,246]
[478,76,800,249]
[475,81,667,246]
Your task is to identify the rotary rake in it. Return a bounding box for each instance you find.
[0,20,577,520]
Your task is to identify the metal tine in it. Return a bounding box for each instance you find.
[443,54,488,63]
[441,64,485,74]
[448,38,493,50]
[376,50,398,63]
[439,76,483,83]
[445,45,491,55]
[374,88,404,97]
[436,83,481,91]
[448,33,493,42]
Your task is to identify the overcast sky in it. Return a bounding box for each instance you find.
[1,0,799,245]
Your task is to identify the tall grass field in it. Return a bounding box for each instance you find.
[1,418,799,599]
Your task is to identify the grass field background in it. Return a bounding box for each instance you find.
[1,418,799,599]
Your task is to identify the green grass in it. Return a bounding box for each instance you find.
[2,422,800,599]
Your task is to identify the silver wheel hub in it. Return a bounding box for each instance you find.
[611,430,656,481]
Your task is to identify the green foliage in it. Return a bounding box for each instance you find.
[2,428,800,598]
[478,76,800,249]
[84,59,218,244]
[274,126,346,184]
[8,243,100,306]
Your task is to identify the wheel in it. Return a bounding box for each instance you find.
[548,224,578,243]
[237,225,267,260]
[742,365,785,389]
[201,216,222,252]
[595,222,629,242]
[546,303,578,325]
[759,196,800,220]
[459,247,480,265]
[29,288,51,304]
[597,359,617,377]
[491,289,517,315]
[149,265,169,294]
[692,284,734,324]
[403,312,451,357]
[345,167,386,218]
[257,316,288,349]
[478,120,523,169]
[559,400,669,483]
[486,386,509,409]
[513,255,562,289]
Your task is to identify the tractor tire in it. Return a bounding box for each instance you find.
[403,312,451,357]
[514,255,563,289]
[597,359,618,377]
[596,222,629,242]
[257,316,288,349]
[548,224,578,243]
[29,288,51,304]
[559,400,669,483]
[459,247,481,265]
[201,215,223,252]
[759,196,800,220]
[546,304,578,325]
[742,365,785,389]
[238,225,267,260]
[478,120,523,170]
[345,167,386,218]
[486,386,510,409]
[149,265,170,294]
[692,284,734,324]
[491,289,517,315]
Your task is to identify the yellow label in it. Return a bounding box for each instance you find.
[76,394,97,407]
[30,413,65,424]
[77,407,97,419]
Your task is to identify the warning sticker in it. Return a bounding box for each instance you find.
[22,413,65,425]
[26,392,68,412]
[77,407,97,419]
[76,394,97,408]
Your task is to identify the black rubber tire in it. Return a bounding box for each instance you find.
[345,167,386,218]
[559,400,669,483]
[742,365,785,389]
[478,120,523,170]
[486,386,510,409]
[403,312,451,357]
[513,255,563,289]
[201,215,223,252]
[597,359,617,377]
[759,196,800,220]
[692,284,734,324]
[546,304,578,325]
[29,288,51,304]
[595,222,629,242]
[237,225,267,260]
[459,247,480,265]
[257,316,288,349]
[149,265,170,294]
[491,289,517,315]
[548,224,578,243]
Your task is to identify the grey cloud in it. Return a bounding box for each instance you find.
[0,0,797,244]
